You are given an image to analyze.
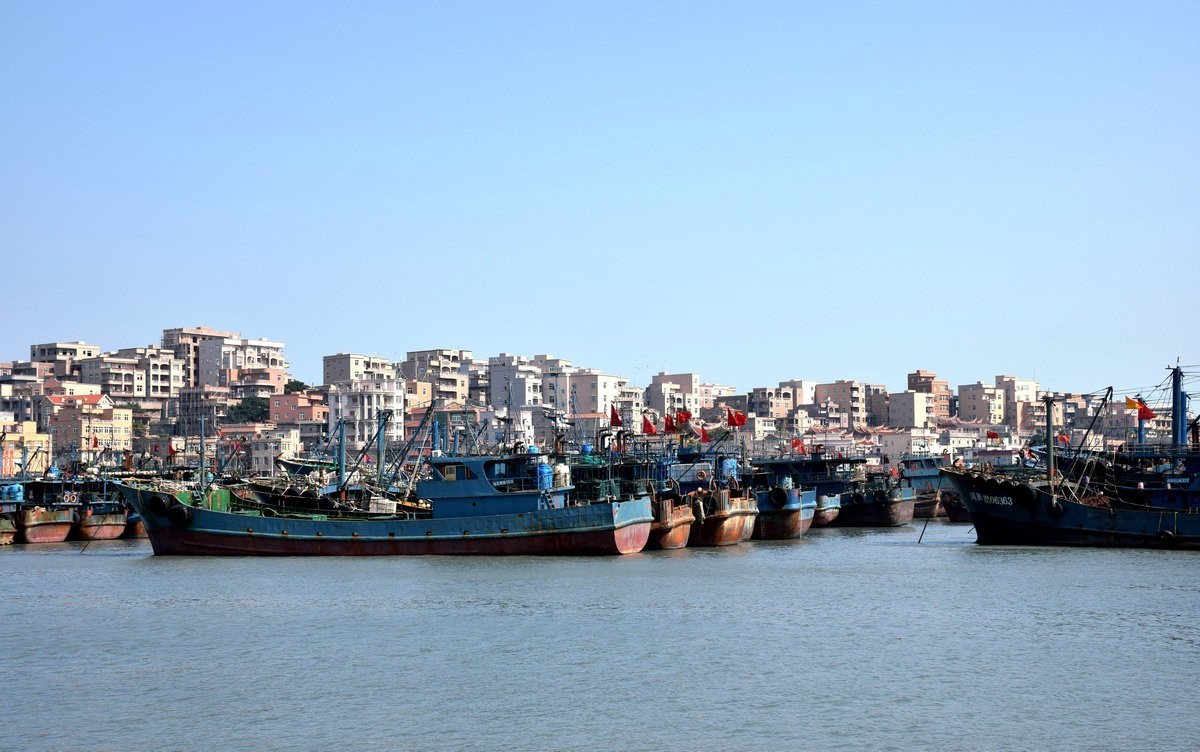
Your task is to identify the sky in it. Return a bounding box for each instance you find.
[2,1,1197,398]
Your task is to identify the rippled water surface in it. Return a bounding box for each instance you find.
[4,522,1198,751]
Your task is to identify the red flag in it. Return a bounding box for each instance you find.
[676,410,692,424]
[153,444,160,452]
[986,430,1000,439]
[1137,399,1157,421]
[642,415,657,435]
[1056,432,1070,444]
[664,413,677,433]
[726,407,738,427]
[733,410,747,427]
[700,426,710,443]
[791,438,806,453]
[92,436,99,448]
[609,405,623,427]
[168,443,177,456]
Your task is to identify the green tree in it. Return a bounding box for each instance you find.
[284,379,308,394]
[226,396,270,424]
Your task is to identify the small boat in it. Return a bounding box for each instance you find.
[71,494,128,541]
[646,491,696,550]
[748,458,818,539]
[757,452,913,527]
[687,488,758,546]
[122,511,148,538]
[812,493,842,526]
[667,448,757,547]
[898,454,953,518]
[13,505,75,543]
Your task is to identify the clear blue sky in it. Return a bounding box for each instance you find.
[2,1,1196,397]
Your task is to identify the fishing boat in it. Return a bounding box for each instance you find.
[570,445,693,550]
[671,449,757,547]
[941,368,1200,548]
[767,452,913,527]
[898,453,952,518]
[12,504,75,543]
[747,458,818,539]
[116,449,653,556]
[71,493,128,541]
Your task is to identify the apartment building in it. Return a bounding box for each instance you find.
[323,353,395,385]
[198,337,288,388]
[0,419,52,476]
[814,380,868,428]
[488,354,542,408]
[957,382,1006,424]
[41,393,133,461]
[162,326,240,388]
[888,391,934,429]
[907,370,951,422]
[400,349,472,406]
[325,354,405,451]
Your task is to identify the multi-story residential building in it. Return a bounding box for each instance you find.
[78,353,144,401]
[400,349,472,406]
[266,392,329,424]
[864,384,889,426]
[178,384,233,435]
[544,368,625,417]
[814,380,868,428]
[249,428,303,476]
[957,382,1006,424]
[162,326,240,388]
[325,355,405,451]
[488,354,542,408]
[748,385,796,420]
[228,367,289,400]
[996,375,1039,430]
[323,353,395,385]
[0,419,52,476]
[115,346,186,400]
[466,361,490,405]
[888,391,934,429]
[908,370,952,422]
[199,337,288,388]
[778,380,818,406]
[30,341,101,364]
[41,393,133,463]
[405,380,434,410]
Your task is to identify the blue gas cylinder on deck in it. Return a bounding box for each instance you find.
[537,462,553,490]
[721,458,739,480]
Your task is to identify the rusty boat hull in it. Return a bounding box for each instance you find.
[826,488,915,527]
[14,507,75,544]
[752,487,817,540]
[644,499,694,550]
[687,490,758,547]
[118,483,653,556]
[72,512,129,541]
[0,517,14,545]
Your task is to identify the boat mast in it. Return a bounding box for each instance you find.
[1171,365,1187,449]
[1042,395,1056,502]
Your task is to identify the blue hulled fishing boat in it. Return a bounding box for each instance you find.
[117,449,653,556]
[942,367,1200,548]
[747,458,818,539]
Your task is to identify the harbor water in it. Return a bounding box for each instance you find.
[4,523,1198,751]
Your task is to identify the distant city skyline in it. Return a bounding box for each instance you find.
[2,3,1195,398]
[5,326,1194,407]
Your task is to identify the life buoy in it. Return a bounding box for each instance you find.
[63,492,78,503]
[696,470,708,481]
